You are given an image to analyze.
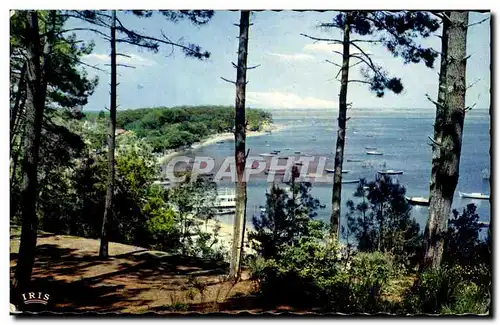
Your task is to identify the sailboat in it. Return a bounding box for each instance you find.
[459,192,490,200]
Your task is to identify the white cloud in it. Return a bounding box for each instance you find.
[247,91,336,109]
[268,52,315,61]
[304,42,372,56]
[84,53,156,67]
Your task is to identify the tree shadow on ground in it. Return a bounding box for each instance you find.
[10,242,230,313]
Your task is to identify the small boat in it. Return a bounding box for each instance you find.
[216,141,224,144]
[264,170,287,176]
[272,150,281,154]
[365,146,377,150]
[325,168,350,174]
[406,196,429,206]
[260,153,275,157]
[346,159,363,162]
[378,170,403,175]
[342,179,360,184]
[294,151,301,154]
[366,150,383,155]
[478,221,490,228]
[278,156,289,160]
[459,192,490,200]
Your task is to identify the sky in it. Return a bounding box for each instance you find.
[69,11,491,111]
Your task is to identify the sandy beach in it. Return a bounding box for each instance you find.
[158,122,287,165]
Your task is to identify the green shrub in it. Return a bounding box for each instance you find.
[145,204,181,251]
[441,282,489,315]
[403,264,490,315]
[345,252,397,311]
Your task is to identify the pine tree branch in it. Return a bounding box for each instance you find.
[467,17,490,28]
[427,135,442,148]
[466,78,481,90]
[55,28,111,41]
[462,103,476,113]
[425,93,444,108]
[348,80,372,85]
[300,33,343,44]
[325,59,341,68]
[351,39,381,43]
[116,53,132,58]
[220,77,236,85]
[247,64,260,70]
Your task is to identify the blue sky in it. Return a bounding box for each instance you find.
[71,11,491,111]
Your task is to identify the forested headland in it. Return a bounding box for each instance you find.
[85,106,273,152]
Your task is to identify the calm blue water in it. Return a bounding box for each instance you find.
[184,108,491,231]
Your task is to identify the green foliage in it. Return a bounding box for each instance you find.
[250,176,325,259]
[344,175,421,268]
[320,11,439,97]
[444,203,490,267]
[85,106,272,152]
[144,198,181,252]
[441,282,489,315]
[404,264,490,314]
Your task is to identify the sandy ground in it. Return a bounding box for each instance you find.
[10,227,262,314]
[158,123,287,165]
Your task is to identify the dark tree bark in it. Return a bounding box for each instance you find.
[423,11,469,268]
[11,62,27,148]
[229,10,250,280]
[99,10,117,258]
[12,10,53,292]
[330,12,351,238]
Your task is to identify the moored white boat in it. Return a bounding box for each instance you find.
[378,169,403,175]
[459,192,490,200]
[213,188,236,215]
[366,150,383,155]
[342,179,360,184]
[406,196,429,206]
[259,153,275,157]
[325,168,350,174]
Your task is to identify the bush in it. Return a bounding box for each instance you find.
[345,252,397,311]
[441,282,489,315]
[403,264,491,314]
[145,203,181,252]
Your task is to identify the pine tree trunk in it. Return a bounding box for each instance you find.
[229,10,250,280]
[423,11,468,269]
[11,62,27,149]
[100,10,117,258]
[330,13,351,238]
[12,10,50,292]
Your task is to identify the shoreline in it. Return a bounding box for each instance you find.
[158,122,287,165]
